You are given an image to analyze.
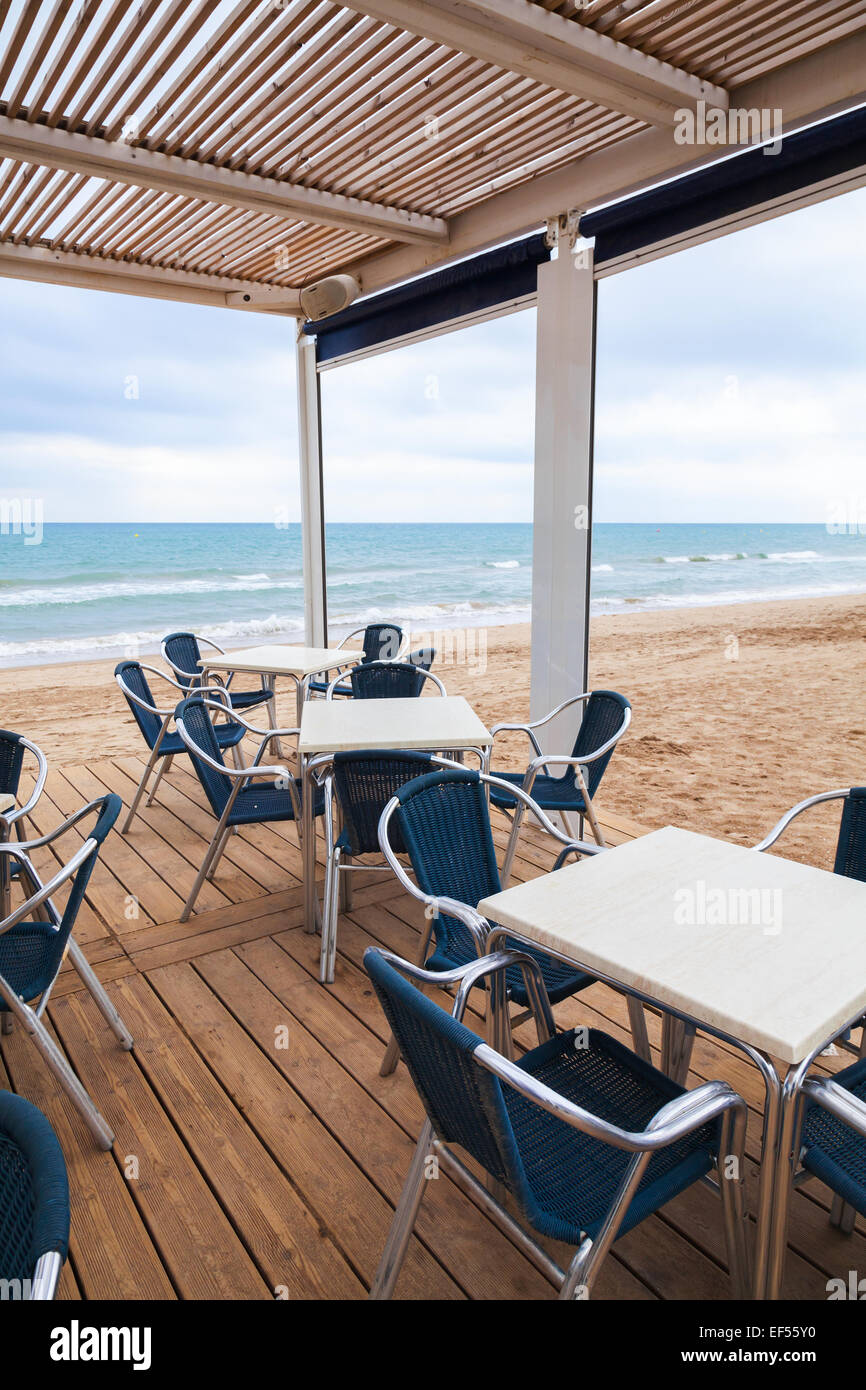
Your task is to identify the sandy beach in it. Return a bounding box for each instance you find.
[2,590,863,871]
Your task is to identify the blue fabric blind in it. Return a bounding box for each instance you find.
[306,232,550,364]
[582,106,866,266]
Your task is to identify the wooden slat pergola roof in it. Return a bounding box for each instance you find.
[0,0,864,310]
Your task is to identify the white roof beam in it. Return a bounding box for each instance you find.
[338,0,728,127]
[0,115,449,246]
[0,241,301,312]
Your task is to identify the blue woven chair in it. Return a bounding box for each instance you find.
[0,1091,69,1299]
[115,661,246,833]
[406,646,435,672]
[487,690,631,883]
[0,794,132,1149]
[308,622,404,697]
[314,751,434,983]
[374,765,651,1076]
[364,946,750,1300]
[175,695,325,921]
[162,631,276,719]
[326,660,446,700]
[0,731,48,909]
[757,786,866,1057]
[755,786,866,1238]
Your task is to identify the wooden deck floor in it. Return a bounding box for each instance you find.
[2,752,863,1301]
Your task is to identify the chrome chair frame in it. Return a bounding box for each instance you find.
[115,662,242,833]
[0,800,134,1149]
[0,733,48,841]
[369,947,750,1301]
[375,767,651,1072]
[175,697,304,922]
[489,692,632,883]
[324,662,446,699]
[161,632,277,728]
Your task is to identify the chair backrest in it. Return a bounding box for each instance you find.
[393,768,501,963]
[365,948,528,1191]
[56,794,120,941]
[14,795,122,994]
[362,623,403,664]
[350,660,424,700]
[333,751,432,856]
[0,730,25,797]
[114,661,164,750]
[162,631,202,688]
[407,647,435,671]
[174,697,233,816]
[834,787,866,881]
[570,690,630,796]
[0,1092,69,1285]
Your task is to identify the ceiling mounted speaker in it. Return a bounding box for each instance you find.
[299,274,361,322]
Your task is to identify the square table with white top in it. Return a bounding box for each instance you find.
[198,643,365,725]
[479,824,866,1300]
[297,695,493,939]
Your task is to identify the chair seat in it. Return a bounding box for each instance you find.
[155,721,246,757]
[227,778,325,826]
[226,688,274,711]
[488,770,587,813]
[505,1028,717,1245]
[426,927,593,1007]
[802,1056,866,1217]
[308,678,352,697]
[0,922,64,1008]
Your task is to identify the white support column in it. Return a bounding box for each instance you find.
[530,217,596,752]
[295,328,328,647]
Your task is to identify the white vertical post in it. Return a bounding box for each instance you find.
[530,220,596,752]
[295,327,328,647]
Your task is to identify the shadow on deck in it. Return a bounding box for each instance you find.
[0,753,858,1300]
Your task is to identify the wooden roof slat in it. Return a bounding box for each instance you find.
[80,0,195,137]
[5,0,76,119]
[202,13,379,169]
[0,0,43,91]
[56,0,160,131]
[166,2,345,161]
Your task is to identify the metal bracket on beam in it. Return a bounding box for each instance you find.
[545,210,585,251]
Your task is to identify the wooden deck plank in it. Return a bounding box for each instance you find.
[147,956,463,1299]
[48,988,271,1299]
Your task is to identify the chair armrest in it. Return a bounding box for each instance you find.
[0,837,96,936]
[476,1045,744,1154]
[368,946,556,1041]
[1,735,47,826]
[802,1075,866,1138]
[488,722,545,759]
[485,771,604,852]
[754,788,851,852]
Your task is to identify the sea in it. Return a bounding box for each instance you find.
[1,521,865,669]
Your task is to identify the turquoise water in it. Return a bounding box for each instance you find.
[1,521,865,667]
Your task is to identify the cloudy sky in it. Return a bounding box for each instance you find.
[1,183,864,525]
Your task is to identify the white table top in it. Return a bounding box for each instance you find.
[199,644,364,678]
[298,695,492,755]
[479,825,866,1064]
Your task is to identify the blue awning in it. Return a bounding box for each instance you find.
[583,105,866,266]
[306,231,550,365]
